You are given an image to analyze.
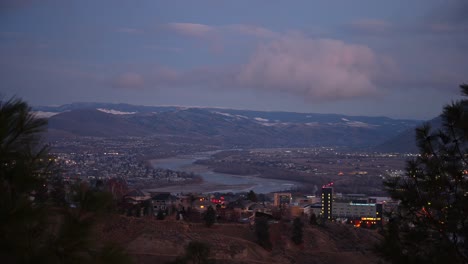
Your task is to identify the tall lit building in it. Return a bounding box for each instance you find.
[321,187,333,220]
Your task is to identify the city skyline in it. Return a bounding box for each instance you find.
[1,0,467,120]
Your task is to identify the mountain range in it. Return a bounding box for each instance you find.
[373,116,442,153]
[35,103,425,150]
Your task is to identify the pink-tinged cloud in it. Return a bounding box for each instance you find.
[237,34,388,101]
[165,22,278,39]
[151,66,179,84]
[112,72,145,89]
[109,34,396,102]
[166,23,215,37]
[226,24,278,38]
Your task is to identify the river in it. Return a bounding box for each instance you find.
[147,152,300,194]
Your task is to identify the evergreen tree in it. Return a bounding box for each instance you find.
[167,241,212,264]
[309,213,317,225]
[0,98,131,263]
[291,217,303,245]
[157,209,165,220]
[0,98,50,263]
[185,241,212,264]
[378,84,468,263]
[142,199,152,216]
[203,205,216,227]
[254,217,272,250]
[247,190,258,202]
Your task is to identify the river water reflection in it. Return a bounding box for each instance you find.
[150,152,300,193]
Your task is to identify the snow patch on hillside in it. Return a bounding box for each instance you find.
[254,117,269,122]
[33,111,60,118]
[97,108,136,115]
[305,122,320,126]
[213,111,249,119]
[213,111,234,117]
[346,121,377,128]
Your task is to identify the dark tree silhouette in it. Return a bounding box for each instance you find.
[167,241,212,264]
[185,241,212,264]
[203,205,216,227]
[309,213,317,225]
[142,199,152,216]
[291,217,303,245]
[255,217,272,250]
[157,209,166,220]
[247,190,258,202]
[0,98,131,263]
[0,98,50,263]
[378,84,468,263]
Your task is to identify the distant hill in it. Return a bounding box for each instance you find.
[373,116,442,153]
[47,109,151,137]
[37,103,423,149]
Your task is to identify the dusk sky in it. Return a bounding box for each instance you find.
[1,0,467,120]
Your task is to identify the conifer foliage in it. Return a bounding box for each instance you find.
[203,205,216,227]
[247,190,258,202]
[255,217,272,250]
[378,84,468,263]
[0,98,51,263]
[0,98,131,263]
[168,241,213,264]
[291,217,303,245]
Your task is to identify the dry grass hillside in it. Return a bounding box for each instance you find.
[96,216,384,264]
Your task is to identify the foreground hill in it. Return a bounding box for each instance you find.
[36,103,422,149]
[97,216,382,264]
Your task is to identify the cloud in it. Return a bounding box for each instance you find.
[117,20,465,101]
[114,20,464,101]
[163,22,281,53]
[344,14,467,39]
[109,32,397,102]
[225,24,278,38]
[347,19,392,34]
[166,23,215,38]
[236,34,390,101]
[165,22,278,39]
[112,72,145,89]
[116,27,144,34]
[340,13,467,93]
[144,45,182,52]
[151,66,179,84]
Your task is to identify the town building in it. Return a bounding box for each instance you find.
[320,186,384,227]
[123,189,150,205]
[304,203,322,217]
[273,192,292,207]
[151,192,174,215]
